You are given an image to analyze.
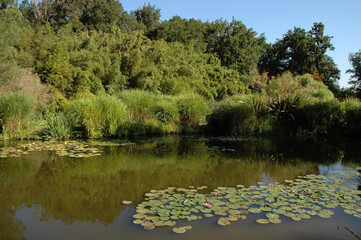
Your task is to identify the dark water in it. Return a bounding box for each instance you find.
[0,136,360,240]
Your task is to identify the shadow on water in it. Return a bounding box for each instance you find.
[0,136,360,239]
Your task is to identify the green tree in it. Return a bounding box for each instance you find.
[205,19,265,76]
[258,22,340,93]
[0,0,15,9]
[80,0,124,32]
[155,16,206,52]
[20,0,125,32]
[19,0,57,28]
[347,50,361,97]
[131,3,160,38]
[0,8,34,92]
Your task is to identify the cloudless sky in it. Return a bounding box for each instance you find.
[121,0,361,87]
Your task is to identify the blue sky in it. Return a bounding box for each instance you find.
[121,0,361,87]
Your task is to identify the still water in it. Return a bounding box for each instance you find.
[0,136,360,240]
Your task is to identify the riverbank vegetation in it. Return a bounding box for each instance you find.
[0,1,361,139]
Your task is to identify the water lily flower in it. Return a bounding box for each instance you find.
[204,203,212,208]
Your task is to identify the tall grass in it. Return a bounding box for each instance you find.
[207,94,269,135]
[175,94,210,132]
[117,90,181,135]
[342,98,361,136]
[296,100,343,135]
[117,90,210,134]
[154,98,179,123]
[66,95,128,138]
[117,90,157,122]
[42,111,74,139]
[266,72,334,101]
[0,92,38,139]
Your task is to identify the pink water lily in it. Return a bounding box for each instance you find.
[204,203,212,208]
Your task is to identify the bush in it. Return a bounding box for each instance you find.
[66,95,128,138]
[267,95,301,132]
[0,92,37,139]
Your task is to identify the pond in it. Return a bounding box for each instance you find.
[0,136,360,240]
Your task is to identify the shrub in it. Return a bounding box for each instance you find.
[267,95,301,132]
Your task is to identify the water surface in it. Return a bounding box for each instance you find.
[0,136,360,240]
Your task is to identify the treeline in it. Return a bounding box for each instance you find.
[0,0,361,139]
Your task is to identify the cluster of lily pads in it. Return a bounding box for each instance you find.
[0,140,134,159]
[132,170,361,234]
[0,146,27,158]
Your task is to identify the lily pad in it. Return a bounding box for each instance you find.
[217,218,231,226]
[256,219,270,224]
[173,226,191,234]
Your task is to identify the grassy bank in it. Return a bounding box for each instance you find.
[1,74,361,140]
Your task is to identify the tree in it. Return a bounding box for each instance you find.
[258,22,340,93]
[80,0,124,32]
[155,16,206,52]
[20,0,125,32]
[0,0,15,10]
[20,0,57,28]
[131,3,160,38]
[0,8,34,92]
[205,19,266,76]
[347,50,361,97]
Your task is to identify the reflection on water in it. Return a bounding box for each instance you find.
[0,136,360,240]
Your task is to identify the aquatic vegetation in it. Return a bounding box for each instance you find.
[0,140,135,158]
[172,226,192,234]
[133,170,361,233]
[22,141,102,158]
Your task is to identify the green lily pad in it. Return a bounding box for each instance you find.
[249,208,262,213]
[172,227,187,234]
[217,218,231,226]
[226,214,239,221]
[266,213,279,219]
[256,219,270,224]
[133,219,143,224]
[269,218,282,224]
[291,216,302,221]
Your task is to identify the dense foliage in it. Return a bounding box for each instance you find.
[258,23,340,94]
[347,50,361,97]
[0,1,360,139]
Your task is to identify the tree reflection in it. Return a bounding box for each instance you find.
[0,136,359,233]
